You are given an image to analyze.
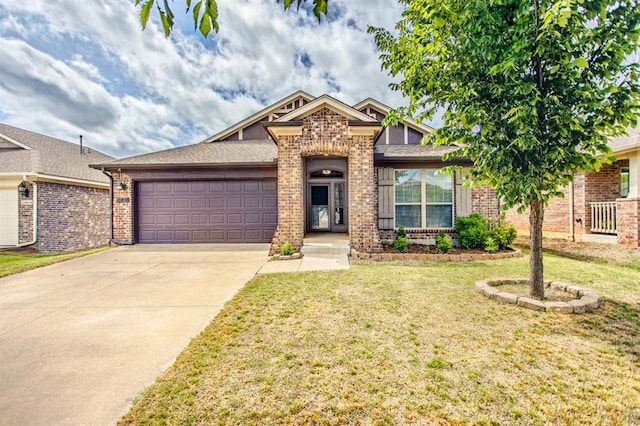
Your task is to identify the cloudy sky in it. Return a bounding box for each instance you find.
[0,0,420,159]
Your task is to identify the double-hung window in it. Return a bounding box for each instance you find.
[395,169,453,228]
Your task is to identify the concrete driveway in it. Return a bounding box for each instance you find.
[0,244,269,426]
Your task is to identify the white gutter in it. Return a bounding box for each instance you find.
[17,181,38,247]
[0,172,109,189]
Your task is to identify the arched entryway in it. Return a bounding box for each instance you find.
[306,157,348,233]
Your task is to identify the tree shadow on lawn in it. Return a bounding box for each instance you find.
[571,299,640,364]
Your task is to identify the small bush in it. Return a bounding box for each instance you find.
[455,213,489,249]
[280,242,294,256]
[424,245,431,254]
[490,223,517,249]
[397,226,407,239]
[394,236,410,252]
[484,236,499,253]
[435,231,453,253]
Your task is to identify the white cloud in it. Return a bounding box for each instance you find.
[0,0,413,158]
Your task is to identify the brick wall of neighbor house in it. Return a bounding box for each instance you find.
[583,161,623,231]
[504,182,577,239]
[270,108,382,254]
[36,182,110,252]
[504,162,625,240]
[18,182,34,244]
[572,173,587,236]
[112,171,133,243]
[616,197,640,247]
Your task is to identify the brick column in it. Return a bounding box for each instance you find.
[616,197,640,247]
[270,136,304,255]
[18,182,34,244]
[349,136,382,252]
[112,171,134,244]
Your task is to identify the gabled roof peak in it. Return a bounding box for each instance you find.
[203,90,315,143]
[274,94,378,123]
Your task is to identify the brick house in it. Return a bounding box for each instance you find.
[505,126,640,247]
[0,123,114,252]
[91,92,499,254]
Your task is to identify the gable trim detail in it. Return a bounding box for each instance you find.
[203,91,315,143]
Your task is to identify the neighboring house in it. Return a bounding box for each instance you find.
[0,123,114,252]
[91,91,499,255]
[505,126,640,247]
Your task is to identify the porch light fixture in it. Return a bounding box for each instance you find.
[118,181,128,190]
[18,183,29,198]
[322,169,332,175]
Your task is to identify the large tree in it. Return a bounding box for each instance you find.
[371,0,639,298]
[136,0,328,37]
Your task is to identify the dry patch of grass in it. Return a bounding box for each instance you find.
[0,246,108,278]
[516,237,640,271]
[120,255,640,425]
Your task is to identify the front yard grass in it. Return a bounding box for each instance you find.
[120,255,640,425]
[0,246,108,278]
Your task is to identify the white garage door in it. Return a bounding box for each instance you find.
[0,188,19,246]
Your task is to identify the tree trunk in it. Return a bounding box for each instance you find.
[529,199,545,299]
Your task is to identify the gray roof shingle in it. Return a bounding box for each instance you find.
[374,144,461,160]
[609,126,640,153]
[0,123,114,184]
[92,140,278,169]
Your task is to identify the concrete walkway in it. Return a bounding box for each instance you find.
[258,233,350,273]
[0,244,269,426]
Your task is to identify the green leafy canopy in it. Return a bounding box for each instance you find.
[136,0,328,38]
[370,0,640,213]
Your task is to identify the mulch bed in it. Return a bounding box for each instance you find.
[381,243,510,255]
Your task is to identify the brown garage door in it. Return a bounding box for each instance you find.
[136,180,277,243]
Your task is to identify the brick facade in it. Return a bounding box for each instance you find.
[270,136,305,253]
[36,182,110,252]
[18,182,34,244]
[111,171,134,243]
[616,198,640,247]
[583,162,624,231]
[269,108,382,254]
[504,161,640,245]
[471,186,500,220]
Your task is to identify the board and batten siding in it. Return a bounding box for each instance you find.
[455,170,472,218]
[377,167,395,230]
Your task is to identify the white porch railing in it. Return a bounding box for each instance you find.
[590,201,617,235]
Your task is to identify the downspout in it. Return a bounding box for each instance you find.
[17,181,38,247]
[100,168,114,243]
[568,180,575,241]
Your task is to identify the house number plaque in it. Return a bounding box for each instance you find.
[116,197,130,203]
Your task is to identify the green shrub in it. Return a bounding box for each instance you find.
[280,241,294,256]
[397,226,407,239]
[394,236,409,252]
[490,223,517,249]
[435,231,453,253]
[484,236,499,253]
[455,213,489,249]
[424,245,431,254]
